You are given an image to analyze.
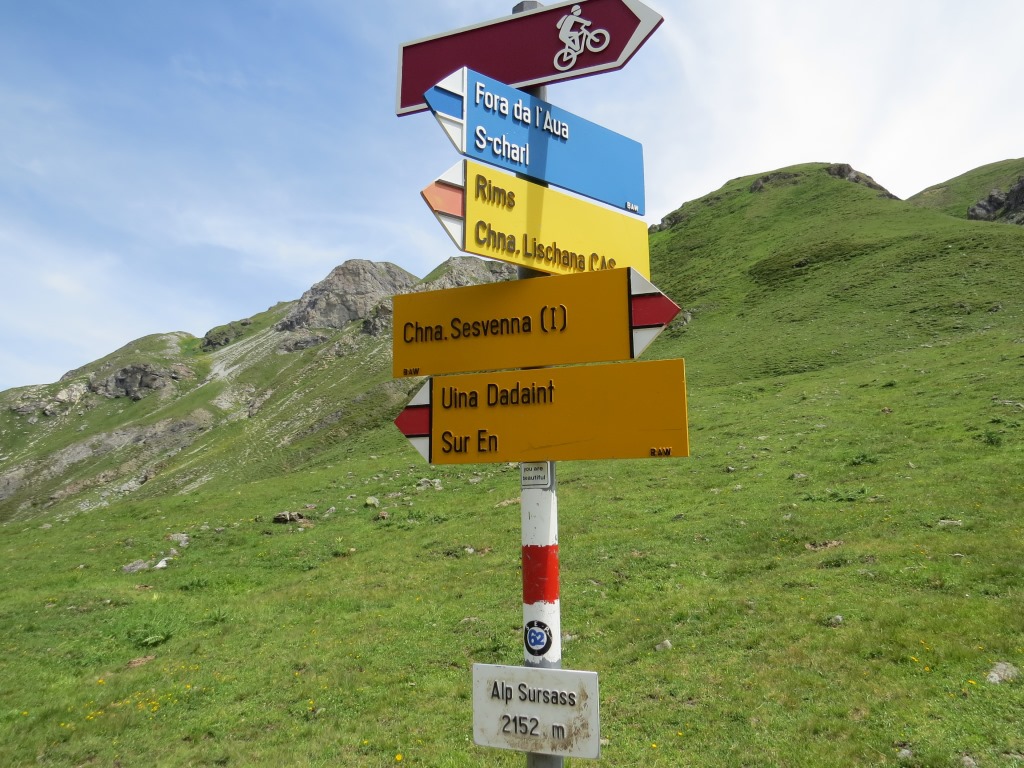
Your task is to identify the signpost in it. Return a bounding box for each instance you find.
[473,664,601,758]
[393,358,688,465]
[422,159,650,278]
[397,0,664,115]
[425,67,645,214]
[392,267,679,378]
[396,3,667,762]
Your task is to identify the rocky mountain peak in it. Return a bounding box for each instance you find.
[359,257,516,338]
[276,259,419,332]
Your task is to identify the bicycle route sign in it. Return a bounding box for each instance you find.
[424,67,646,214]
[397,0,664,115]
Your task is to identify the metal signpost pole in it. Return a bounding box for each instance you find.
[520,461,561,768]
[513,8,561,768]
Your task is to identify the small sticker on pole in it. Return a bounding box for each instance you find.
[521,462,554,489]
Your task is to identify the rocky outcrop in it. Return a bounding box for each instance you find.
[276,260,419,331]
[750,172,800,192]
[361,303,393,338]
[53,381,89,406]
[416,256,516,290]
[9,382,91,419]
[649,212,681,234]
[749,165,896,198]
[59,333,193,384]
[89,364,169,400]
[969,190,1006,220]
[968,177,1024,224]
[1006,177,1024,222]
[361,257,514,337]
[201,318,252,350]
[275,257,514,336]
[0,464,33,503]
[278,331,328,352]
[824,164,898,198]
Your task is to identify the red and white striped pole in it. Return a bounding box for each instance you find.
[520,461,562,768]
[521,462,560,669]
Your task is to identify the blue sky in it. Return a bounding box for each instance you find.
[2,0,1022,392]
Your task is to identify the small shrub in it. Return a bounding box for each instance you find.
[178,576,209,591]
[849,453,878,466]
[127,627,172,649]
[206,608,230,625]
[976,430,1003,446]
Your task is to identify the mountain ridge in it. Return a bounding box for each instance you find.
[3,159,1023,522]
[0,256,514,521]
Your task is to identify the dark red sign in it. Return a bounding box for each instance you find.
[396,0,663,115]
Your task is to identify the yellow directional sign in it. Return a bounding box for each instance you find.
[422,159,650,278]
[392,268,679,378]
[394,359,688,465]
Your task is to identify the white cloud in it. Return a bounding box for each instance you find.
[0,215,236,389]
[2,0,1023,391]
[171,53,249,90]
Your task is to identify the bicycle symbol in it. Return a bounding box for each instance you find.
[553,4,610,72]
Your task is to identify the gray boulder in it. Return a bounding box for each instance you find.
[968,177,1024,224]
[89,365,168,400]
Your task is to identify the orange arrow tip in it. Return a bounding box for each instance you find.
[421,181,464,219]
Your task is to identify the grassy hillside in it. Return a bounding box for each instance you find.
[0,299,407,522]
[2,163,1022,767]
[907,158,1024,219]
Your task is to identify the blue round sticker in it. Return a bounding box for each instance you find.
[524,620,553,656]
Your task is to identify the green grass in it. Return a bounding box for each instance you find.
[3,387,1021,765]
[2,162,1023,766]
[906,158,1024,219]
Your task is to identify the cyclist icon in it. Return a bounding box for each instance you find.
[554,4,610,71]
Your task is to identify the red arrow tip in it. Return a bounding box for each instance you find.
[631,292,680,328]
[395,405,431,437]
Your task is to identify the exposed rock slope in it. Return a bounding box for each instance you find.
[276,259,419,331]
[0,257,512,521]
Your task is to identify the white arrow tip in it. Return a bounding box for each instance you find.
[408,436,430,463]
[438,114,466,153]
[439,161,464,188]
[438,214,465,248]
[630,267,658,296]
[632,327,661,358]
[435,68,466,98]
[409,381,431,407]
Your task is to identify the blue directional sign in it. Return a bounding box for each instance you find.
[424,67,645,215]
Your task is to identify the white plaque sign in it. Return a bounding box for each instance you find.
[472,664,600,758]
[520,461,553,489]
